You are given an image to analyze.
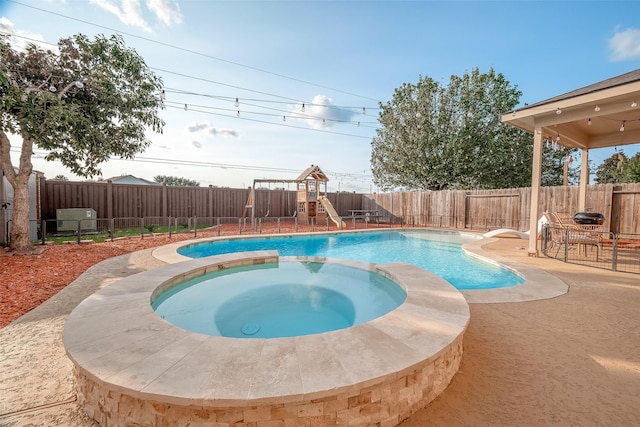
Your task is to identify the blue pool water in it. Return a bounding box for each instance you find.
[152,261,406,338]
[178,231,524,290]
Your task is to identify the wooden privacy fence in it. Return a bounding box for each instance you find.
[39,179,640,235]
[362,183,640,235]
[39,178,363,220]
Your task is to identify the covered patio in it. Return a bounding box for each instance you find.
[502,69,640,256]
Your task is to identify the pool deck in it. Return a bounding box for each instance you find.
[1,234,640,426]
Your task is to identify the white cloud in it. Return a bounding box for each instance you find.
[609,27,640,61]
[192,140,202,148]
[89,0,183,32]
[291,94,358,129]
[90,0,151,32]
[0,17,51,51]
[147,0,183,26]
[186,121,239,138]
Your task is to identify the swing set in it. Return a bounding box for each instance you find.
[242,165,344,227]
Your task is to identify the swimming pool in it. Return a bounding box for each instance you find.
[178,230,524,290]
[152,259,407,338]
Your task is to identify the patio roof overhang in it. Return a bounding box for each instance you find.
[501,69,640,256]
[502,70,640,150]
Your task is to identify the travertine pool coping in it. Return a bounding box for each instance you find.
[63,251,470,425]
[153,228,569,304]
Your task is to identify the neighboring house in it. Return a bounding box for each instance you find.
[0,167,42,246]
[104,175,160,185]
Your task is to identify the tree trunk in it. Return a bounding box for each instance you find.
[0,131,35,252]
[9,176,32,251]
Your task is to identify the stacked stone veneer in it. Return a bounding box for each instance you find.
[75,335,463,426]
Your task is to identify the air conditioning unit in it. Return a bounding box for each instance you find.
[56,208,97,233]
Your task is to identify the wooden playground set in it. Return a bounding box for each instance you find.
[243,164,346,228]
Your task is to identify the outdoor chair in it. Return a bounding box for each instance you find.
[546,212,603,260]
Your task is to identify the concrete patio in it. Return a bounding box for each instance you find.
[1,236,639,426]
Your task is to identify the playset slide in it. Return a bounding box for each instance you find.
[319,196,345,228]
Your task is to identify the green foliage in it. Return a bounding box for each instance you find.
[0,33,165,250]
[594,151,626,184]
[153,175,200,187]
[370,67,576,190]
[0,33,165,177]
[620,152,640,183]
[52,174,69,181]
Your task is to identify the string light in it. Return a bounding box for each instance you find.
[301,103,305,112]
[160,89,166,100]
[556,107,562,115]
[594,105,601,112]
[620,121,625,132]
[237,110,240,117]
[184,104,188,111]
[235,98,239,107]
[362,107,366,115]
[632,100,638,108]
[588,118,592,125]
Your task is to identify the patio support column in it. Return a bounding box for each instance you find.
[528,127,544,256]
[578,148,589,211]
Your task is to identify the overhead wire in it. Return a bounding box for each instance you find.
[4,4,380,184]
[8,0,382,102]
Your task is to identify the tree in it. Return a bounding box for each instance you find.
[52,174,69,181]
[594,151,626,184]
[370,67,576,191]
[621,152,640,183]
[0,34,164,251]
[153,175,200,187]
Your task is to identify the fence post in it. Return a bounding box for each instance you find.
[76,220,81,244]
[563,228,569,262]
[41,219,46,245]
[277,217,281,234]
[612,234,618,271]
[194,216,197,238]
[140,217,144,239]
[110,218,114,241]
[217,217,221,236]
[168,216,172,237]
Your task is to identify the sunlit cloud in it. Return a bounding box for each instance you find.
[291,94,357,129]
[147,0,183,26]
[609,27,640,61]
[89,0,183,32]
[0,17,51,51]
[186,121,239,138]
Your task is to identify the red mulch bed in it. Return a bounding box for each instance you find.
[1,222,394,328]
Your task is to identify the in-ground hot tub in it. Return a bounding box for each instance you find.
[63,251,470,426]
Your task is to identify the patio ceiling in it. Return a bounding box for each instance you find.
[502,69,640,150]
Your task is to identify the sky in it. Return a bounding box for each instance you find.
[1,0,640,192]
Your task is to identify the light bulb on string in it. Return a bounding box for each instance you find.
[234,98,239,107]
[620,121,625,132]
[160,89,166,100]
[362,107,366,115]
[588,118,592,125]
[237,110,240,117]
[632,100,637,108]
[301,103,305,112]
[184,104,188,111]
[594,105,600,112]
[283,115,286,122]
[556,108,562,115]
[49,85,57,93]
